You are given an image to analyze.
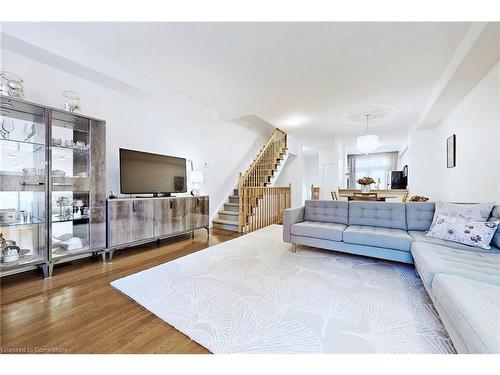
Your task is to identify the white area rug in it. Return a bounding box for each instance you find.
[111,225,455,353]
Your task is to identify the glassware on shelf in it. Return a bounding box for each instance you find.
[23,123,36,142]
[73,199,84,219]
[0,72,25,99]
[56,196,72,220]
[52,169,66,177]
[0,209,21,224]
[22,167,44,176]
[1,117,15,140]
[55,196,69,217]
[62,91,81,113]
[51,137,89,151]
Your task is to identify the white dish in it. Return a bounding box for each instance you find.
[3,253,19,263]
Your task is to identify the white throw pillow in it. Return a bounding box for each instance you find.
[431,201,495,226]
[427,215,499,250]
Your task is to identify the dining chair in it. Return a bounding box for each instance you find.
[311,185,320,200]
[402,191,409,202]
[331,191,338,200]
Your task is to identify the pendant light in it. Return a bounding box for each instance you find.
[356,114,379,154]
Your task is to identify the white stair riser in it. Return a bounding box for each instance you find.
[213,222,239,232]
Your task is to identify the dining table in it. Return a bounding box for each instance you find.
[347,195,399,201]
[338,189,407,202]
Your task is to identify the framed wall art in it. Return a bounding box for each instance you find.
[447,134,456,168]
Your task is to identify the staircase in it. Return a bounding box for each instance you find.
[212,129,290,233]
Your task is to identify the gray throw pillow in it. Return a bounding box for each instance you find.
[427,214,499,250]
[431,201,495,226]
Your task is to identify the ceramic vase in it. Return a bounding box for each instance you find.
[361,184,370,193]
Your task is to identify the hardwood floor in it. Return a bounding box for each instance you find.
[0,228,240,354]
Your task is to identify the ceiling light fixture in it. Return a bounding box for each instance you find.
[281,114,308,128]
[356,114,379,154]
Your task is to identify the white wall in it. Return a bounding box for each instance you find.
[315,139,345,200]
[408,62,500,203]
[303,154,320,197]
[274,135,306,207]
[407,129,441,199]
[1,49,272,220]
[398,145,409,170]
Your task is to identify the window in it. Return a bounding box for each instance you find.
[347,152,398,189]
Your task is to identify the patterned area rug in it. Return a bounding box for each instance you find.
[111,225,455,353]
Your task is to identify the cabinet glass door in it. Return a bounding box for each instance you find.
[0,99,47,272]
[50,110,90,259]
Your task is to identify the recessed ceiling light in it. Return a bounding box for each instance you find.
[281,114,309,127]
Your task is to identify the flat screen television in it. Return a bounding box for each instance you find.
[391,170,408,189]
[119,148,187,195]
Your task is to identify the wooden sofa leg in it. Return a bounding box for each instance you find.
[292,243,297,253]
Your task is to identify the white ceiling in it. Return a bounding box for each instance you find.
[5,22,472,151]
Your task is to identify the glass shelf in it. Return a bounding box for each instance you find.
[51,144,90,153]
[1,138,45,150]
[51,176,89,180]
[52,120,90,133]
[52,214,89,223]
[0,216,44,227]
[51,245,91,259]
[0,253,45,269]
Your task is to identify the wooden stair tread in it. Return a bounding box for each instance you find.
[224,202,238,207]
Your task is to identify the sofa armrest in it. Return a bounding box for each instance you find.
[283,206,305,242]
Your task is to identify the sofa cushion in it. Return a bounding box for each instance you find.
[489,205,500,248]
[431,201,495,226]
[432,274,500,353]
[291,221,346,241]
[409,230,500,252]
[304,200,349,224]
[343,225,413,251]
[426,215,499,250]
[348,202,407,230]
[411,242,500,288]
[290,235,414,264]
[406,202,435,231]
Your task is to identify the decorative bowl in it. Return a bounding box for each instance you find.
[0,209,21,224]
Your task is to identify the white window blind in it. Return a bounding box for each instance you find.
[347,152,398,189]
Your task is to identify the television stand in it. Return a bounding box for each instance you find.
[106,195,210,261]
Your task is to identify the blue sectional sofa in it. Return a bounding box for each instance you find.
[283,200,500,353]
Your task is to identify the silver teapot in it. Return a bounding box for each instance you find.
[0,233,20,263]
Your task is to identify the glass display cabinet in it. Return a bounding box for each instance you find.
[0,96,106,278]
[0,98,49,276]
[50,110,92,264]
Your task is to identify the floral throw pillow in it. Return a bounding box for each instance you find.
[427,215,500,250]
[431,202,495,227]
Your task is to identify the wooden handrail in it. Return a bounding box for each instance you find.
[239,128,286,188]
[237,128,290,233]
